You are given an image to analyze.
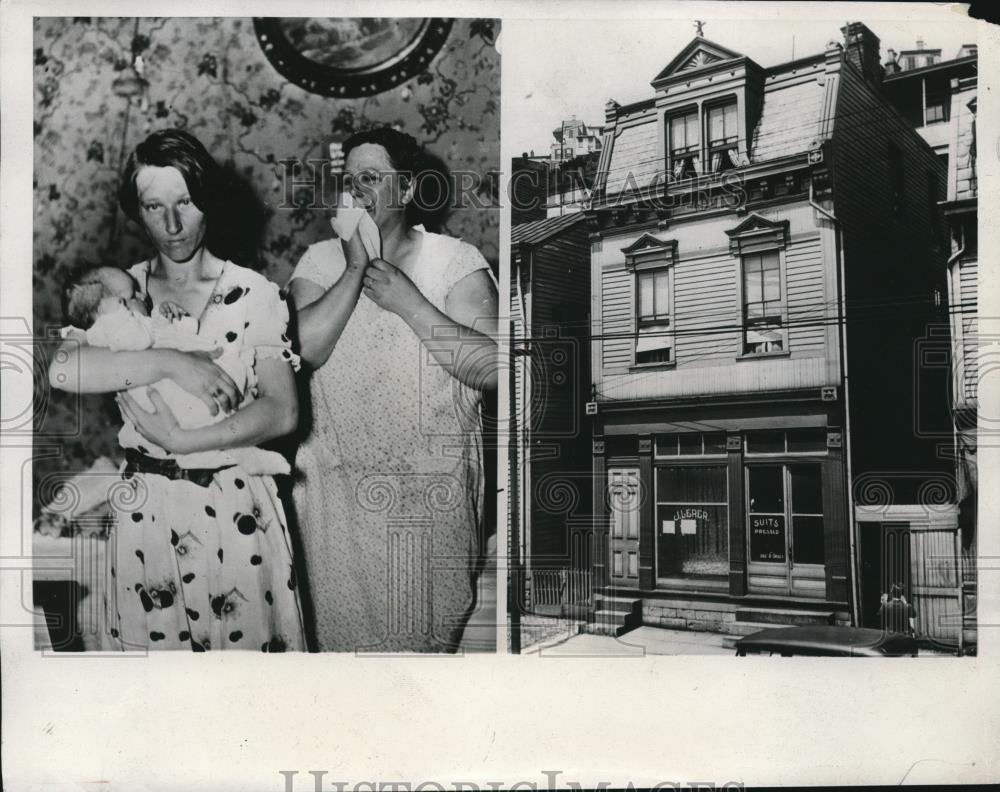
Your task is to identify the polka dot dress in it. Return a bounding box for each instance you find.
[105,261,305,651]
[289,230,491,652]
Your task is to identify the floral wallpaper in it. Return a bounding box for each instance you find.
[32,16,500,511]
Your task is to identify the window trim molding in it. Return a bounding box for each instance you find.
[725,213,790,256]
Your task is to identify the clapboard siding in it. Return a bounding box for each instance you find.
[674,252,738,364]
[959,257,978,404]
[601,355,830,400]
[785,237,826,351]
[601,267,633,371]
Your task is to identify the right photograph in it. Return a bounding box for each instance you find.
[506,16,979,656]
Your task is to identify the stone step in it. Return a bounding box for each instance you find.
[586,612,639,637]
[735,607,835,626]
[594,595,641,614]
[588,605,641,637]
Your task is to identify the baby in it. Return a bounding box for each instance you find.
[61,266,289,475]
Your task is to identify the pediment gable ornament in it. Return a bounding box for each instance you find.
[652,37,744,84]
[621,234,678,270]
[725,214,790,255]
[679,49,723,71]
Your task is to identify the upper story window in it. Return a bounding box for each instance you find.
[742,251,784,354]
[668,108,700,179]
[622,234,677,366]
[925,80,950,124]
[707,101,738,173]
[725,214,791,358]
[636,268,673,365]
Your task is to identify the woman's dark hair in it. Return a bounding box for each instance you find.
[890,583,904,599]
[342,127,450,230]
[118,129,220,224]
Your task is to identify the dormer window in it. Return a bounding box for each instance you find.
[668,108,700,179]
[707,101,738,173]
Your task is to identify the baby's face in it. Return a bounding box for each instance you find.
[96,268,149,317]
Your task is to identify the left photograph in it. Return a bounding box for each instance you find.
[32,16,500,653]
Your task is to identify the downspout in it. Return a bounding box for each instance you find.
[809,180,861,626]
[514,250,531,605]
[946,242,965,495]
[946,241,966,610]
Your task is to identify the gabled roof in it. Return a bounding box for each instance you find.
[511,212,586,247]
[652,36,744,84]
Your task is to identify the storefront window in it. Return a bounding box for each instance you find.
[656,466,728,578]
[746,463,825,566]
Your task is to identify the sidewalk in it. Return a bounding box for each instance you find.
[527,624,733,656]
[516,621,960,657]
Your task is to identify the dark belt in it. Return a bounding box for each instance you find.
[123,448,234,488]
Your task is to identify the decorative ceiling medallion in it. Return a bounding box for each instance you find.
[253,17,453,98]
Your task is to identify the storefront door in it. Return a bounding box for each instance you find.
[608,468,640,587]
[746,464,826,598]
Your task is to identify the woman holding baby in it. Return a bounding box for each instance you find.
[50,129,305,652]
[287,127,498,652]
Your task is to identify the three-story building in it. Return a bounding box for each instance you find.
[584,23,954,640]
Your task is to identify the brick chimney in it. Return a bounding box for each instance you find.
[841,22,882,84]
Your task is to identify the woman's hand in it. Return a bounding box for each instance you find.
[162,348,241,415]
[117,390,194,454]
[158,301,189,322]
[341,232,369,275]
[363,258,425,316]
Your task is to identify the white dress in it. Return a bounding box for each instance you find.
[289,229,491,652]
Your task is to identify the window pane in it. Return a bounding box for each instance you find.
[669,116,682,149]
[744,265,762,304]
[790,465,823,513]
[686,112,698,146]
[792,515,825,564]
[657,466,727,503]
[654,271,670,316]
[678,433,702,455]
[787,429,827,453]
[747,431,785,454]
[657,503,729,577]
[704,432,728,455]
[762,300,782,319]
[656,434,679,456]
[638,273,654,318]
[762,258,780,300]
[709,106,724,142]
[725,103,737,137]
[671,115,693,150]
[747,465,784,512]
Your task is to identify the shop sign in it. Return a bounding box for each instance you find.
[749,514,786,562]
